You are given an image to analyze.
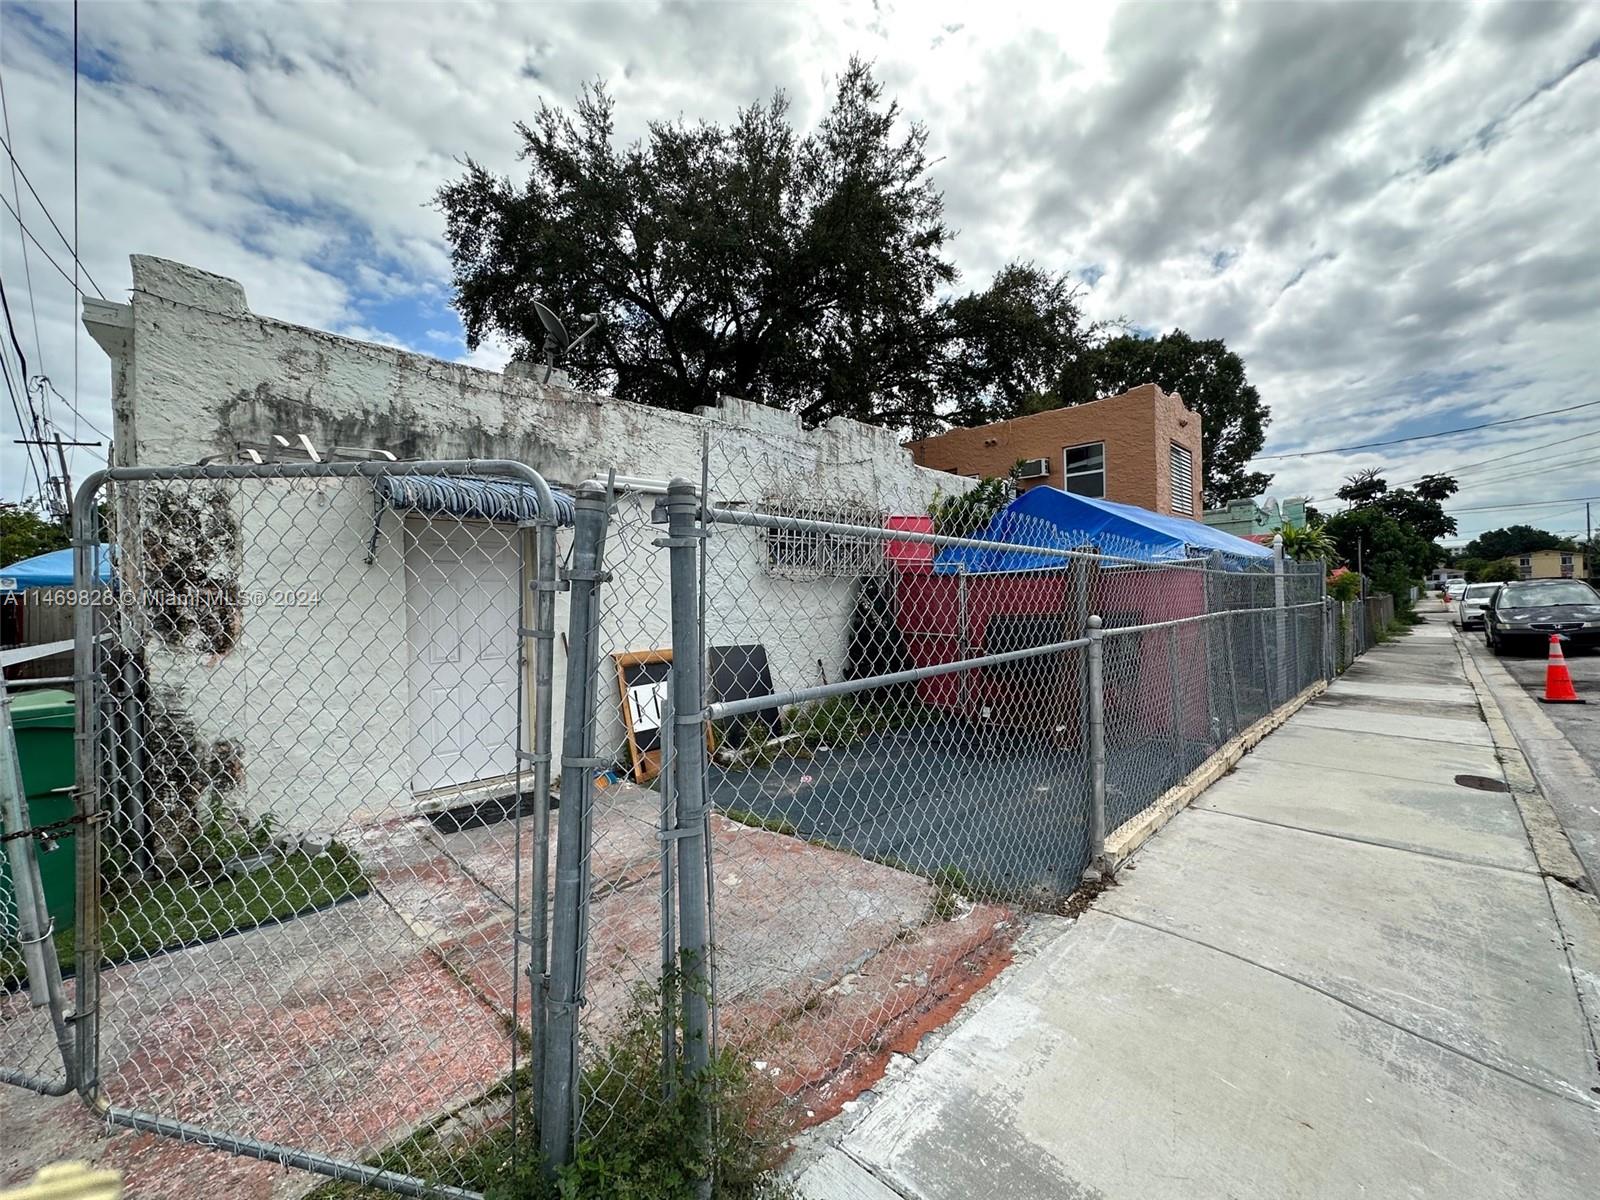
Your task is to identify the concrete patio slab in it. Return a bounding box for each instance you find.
[819,914,1600,1200]
[1193,755,1537,872]
[1101,811,1592,1096]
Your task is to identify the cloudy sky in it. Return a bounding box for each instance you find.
[1,0,1597,546]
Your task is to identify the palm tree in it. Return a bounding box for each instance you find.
[1279,523,1335,563]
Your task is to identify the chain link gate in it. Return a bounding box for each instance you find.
[0,459,567,1197]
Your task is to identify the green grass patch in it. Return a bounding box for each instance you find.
[1,844,368,987]
[309,969,799,1200]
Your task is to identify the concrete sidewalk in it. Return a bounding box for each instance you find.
[797,611,1600,1199]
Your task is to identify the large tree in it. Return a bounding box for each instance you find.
[941,263,1095,427]
[1461,524,1575,561]
[1323,471,1457,607]
[438,59,957,429]
[1060,329,1272,508]
[0,502,68,566]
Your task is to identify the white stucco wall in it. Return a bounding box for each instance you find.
[85,255,965,833]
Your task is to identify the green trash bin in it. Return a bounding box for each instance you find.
[2,687,77,935]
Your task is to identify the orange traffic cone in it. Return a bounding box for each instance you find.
[1539,635,1585,704]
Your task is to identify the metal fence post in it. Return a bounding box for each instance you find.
[1084,615,1106,879]
[664,479,712,1191]
[72,488,104,1097]
[1272,535,1288,704]
[526,514,560,1123]
[1166,624,1183,776]
[541,485,610,1172]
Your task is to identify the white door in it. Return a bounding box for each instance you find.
[404,520,523,794]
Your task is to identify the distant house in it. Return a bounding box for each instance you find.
[1516,548,1578,580]
[1203,496,1308,539]
[904,384,1204,519]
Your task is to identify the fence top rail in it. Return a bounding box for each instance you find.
[73,458,561,526]
[1098,599,1326,638]
[700,502,1296,578]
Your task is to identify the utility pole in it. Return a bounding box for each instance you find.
[12,436,101,521]
[1587,502,1593,583]
[1356,537,1365,601]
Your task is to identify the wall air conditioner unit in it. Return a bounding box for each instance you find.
[1017,458,1051,480]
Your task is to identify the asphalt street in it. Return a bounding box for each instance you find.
[1455,603,1600,778]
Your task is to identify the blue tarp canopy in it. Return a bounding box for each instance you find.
[0,545,114,592]
[934,487,1272,574]
[372,475,577,526]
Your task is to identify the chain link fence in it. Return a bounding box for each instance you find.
[536,445,1355,1185]
[3,460,567,1197]
[2,447,1395,1195]
[1329,593,1394,673]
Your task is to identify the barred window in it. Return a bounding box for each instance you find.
[760,498,883,578]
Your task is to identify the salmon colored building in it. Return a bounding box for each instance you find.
[905,384,1204,519]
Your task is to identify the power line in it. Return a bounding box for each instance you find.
[1255,398,1600,460]
[0,134,106,300]
[1,351,41,501]
[1444,453,1599,493]
[37,375,108,441]
[0,190,87,296]
[1444,494,1600,515]
[1306,425,1600,505]
[74,0,81,487]
[0,72,44,379]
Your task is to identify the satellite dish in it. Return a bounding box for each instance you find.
[529,299,601,384]
[532,299,570,353]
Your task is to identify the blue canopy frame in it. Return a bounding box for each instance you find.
[934,486,1272,574]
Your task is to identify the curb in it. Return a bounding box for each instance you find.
[1453,630,1596,895]
[1104,679,1328,871]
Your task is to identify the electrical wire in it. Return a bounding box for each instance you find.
[0,135,105,300]
[0,191,86,296]
[0,72,44,379]
[37,375,108,441]
[74,0,81,485]
[1441,453,1599,493]
[1444,494,1600,515]
[1303,426,1600,505]
[1255,398,1600,460]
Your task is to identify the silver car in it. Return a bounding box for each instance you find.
[1454,582,1500,630]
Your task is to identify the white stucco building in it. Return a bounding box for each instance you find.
[83,255,961,833]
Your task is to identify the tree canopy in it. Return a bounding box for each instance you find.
[439,61,1270,491]
[1461,524,1575,561]
[0,502,68,567]
[1053,329,1272,508]
[440,59,962,429]
[1322,471,1457,606]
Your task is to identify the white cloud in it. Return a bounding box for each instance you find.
[0,0,1596,547]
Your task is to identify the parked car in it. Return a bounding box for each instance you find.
[1444,579,1468,603]
[1454,582,1500,630]
[1484,579,1600,654]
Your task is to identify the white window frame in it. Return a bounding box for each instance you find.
[1170,442,1195,517]
[1062,441,1106,500]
